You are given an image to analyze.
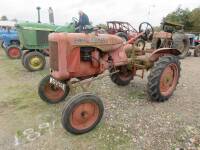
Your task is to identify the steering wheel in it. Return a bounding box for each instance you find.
[72,17,79,26]
[139,22,154,41]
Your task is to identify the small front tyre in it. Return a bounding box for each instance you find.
[61,93,104,134]
[110,66,133,86]
[147,55,180,102]
[38,75,70,104]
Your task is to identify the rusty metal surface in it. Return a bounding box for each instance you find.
[49,32,124,52]
[49,41,58,71]
[153,31,172,39]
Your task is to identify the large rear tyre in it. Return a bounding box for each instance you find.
[194,45,200,57]
[151,38,161,49]
[38,75,70,104]
[6,45,22,59]
[135,39,145,50]
[147,55,180,102]
[61,93,104,134]
[24,51,46,71]
[172,33,190,59]
[110,66,133,86]
[21,51,29,67]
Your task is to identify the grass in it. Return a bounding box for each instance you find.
[128,89,146,100]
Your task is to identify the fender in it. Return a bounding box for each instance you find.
[149,48,181,62]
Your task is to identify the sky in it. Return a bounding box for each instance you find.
[0,0,199,28]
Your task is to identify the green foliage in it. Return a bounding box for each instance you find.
[163,6,200,32]
[96,23,108,30]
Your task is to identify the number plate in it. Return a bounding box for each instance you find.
[50,77,66,91]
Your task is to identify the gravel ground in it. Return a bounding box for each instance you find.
[0,48,200,150]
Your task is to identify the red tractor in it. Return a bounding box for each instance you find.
[38,27,181,134]
[151,21,190,59]
[106,21,153,50]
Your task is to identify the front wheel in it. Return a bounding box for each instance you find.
[61,93,104,134]
[110,66,133,86]
[147,55,180,102]
[38,75,70,104]
[24,51,46,71]
[6,45,22,59]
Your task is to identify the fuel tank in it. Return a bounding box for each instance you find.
[49,32,124,52]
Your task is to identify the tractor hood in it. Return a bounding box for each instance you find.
[15,21,75,32]
[49,33,124,52]
[16,22,58,31]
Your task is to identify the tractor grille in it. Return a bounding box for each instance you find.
[49,42,59,71]
[36,31,50,45]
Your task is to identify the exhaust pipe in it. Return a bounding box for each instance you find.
[48,7,54,24]
[36,6,41,23]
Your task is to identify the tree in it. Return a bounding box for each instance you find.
[164,7,192,27]
[163,6,200,32]
[0,16,8,21]
[189,7,200,31]
[96,24,108,30]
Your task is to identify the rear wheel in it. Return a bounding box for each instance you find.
[21,51,29,67]
[194,45,200,57]
[135,39,145,50]
[24,51,46,71]
[6,45,21,59]
[38,75,70,104]
[147,55,180,102]
[151,38,161,49]
[172,33,190,59]
[110,66,133,86]
[61,93,104,134]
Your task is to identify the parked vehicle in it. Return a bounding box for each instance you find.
[38,26,181,134]
[151,21,190,59]
[106,21,154,50]
[0,28,21,59]
[16,21,76,71]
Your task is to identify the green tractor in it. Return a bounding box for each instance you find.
[16,21,76,71]
[152,21,190,59]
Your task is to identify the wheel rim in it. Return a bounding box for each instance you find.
[159,63,179,96]
[8,47,20,58]
[70,101,100,130]
[44,81,65,102]
[29,56,43,69]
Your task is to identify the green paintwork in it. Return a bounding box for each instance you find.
[16,21,75,50]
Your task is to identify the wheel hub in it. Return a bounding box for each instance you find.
[160,63,178,96]
[30,56,43,69]
[70,101,99,130]
[8,48,20,58]
[44,82,65,101]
